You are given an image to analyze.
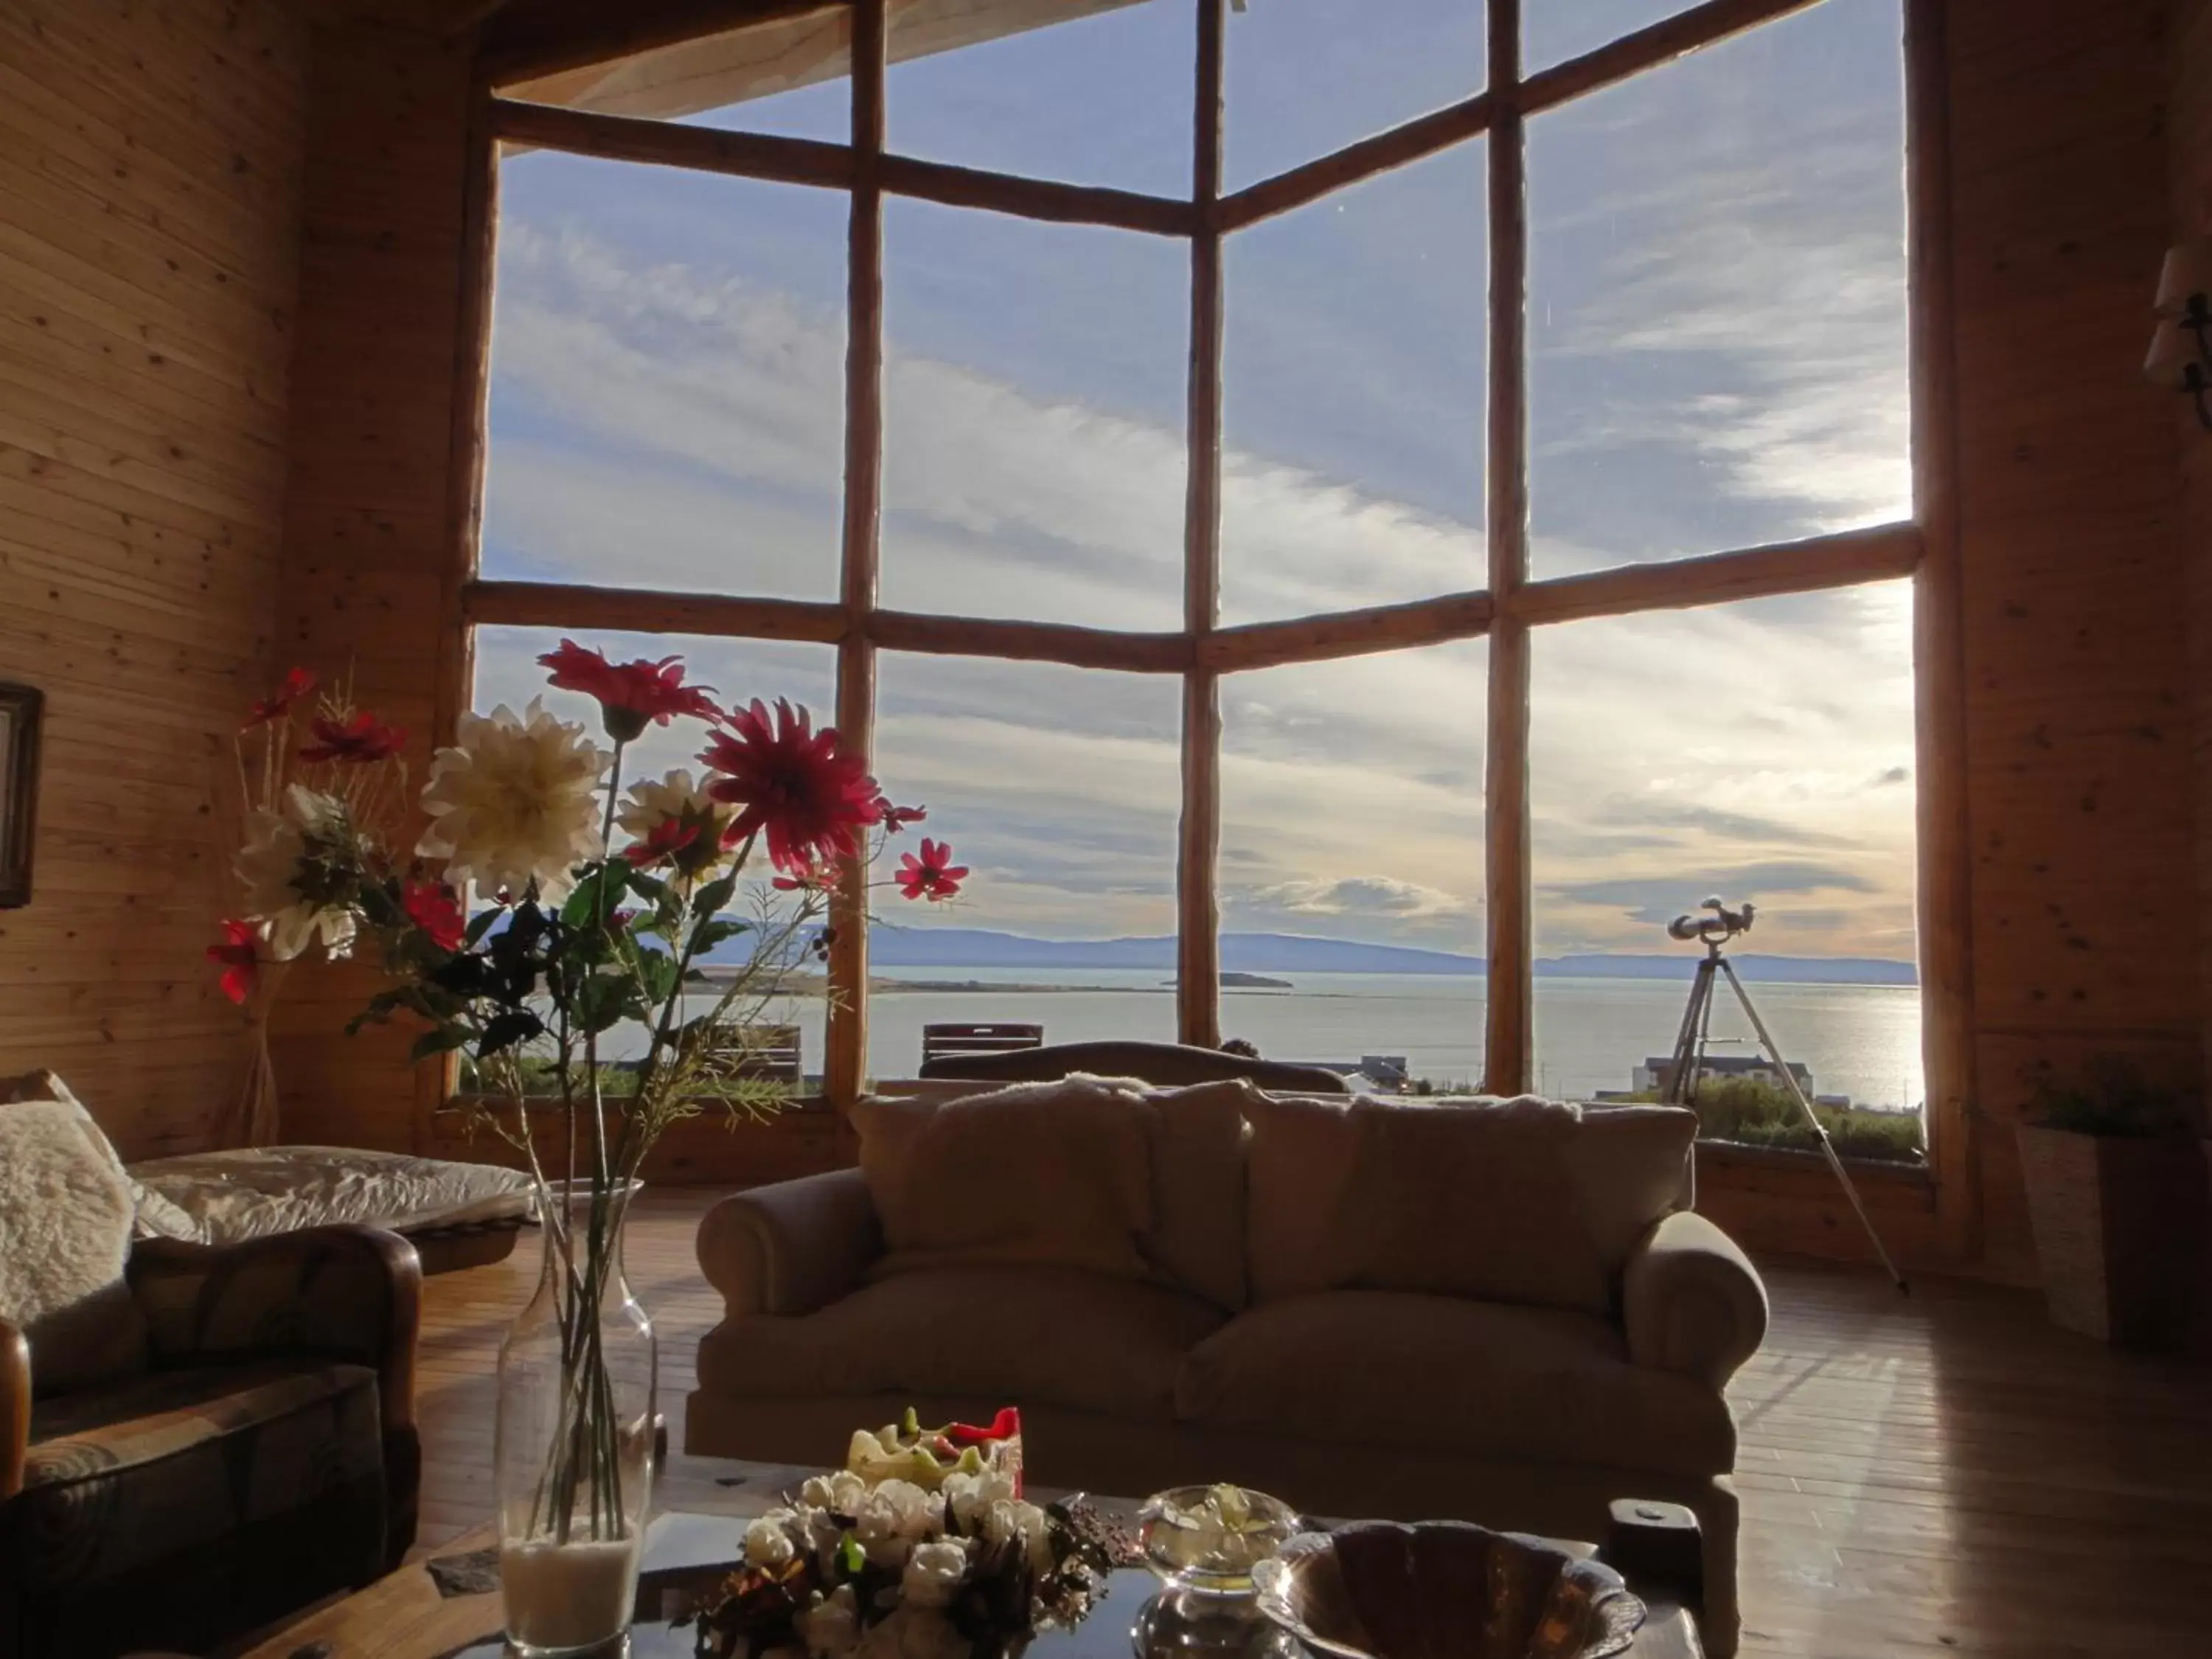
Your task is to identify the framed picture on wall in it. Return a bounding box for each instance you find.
[0,682,42,908]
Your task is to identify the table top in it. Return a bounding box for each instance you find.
[244,1456,1700,1659]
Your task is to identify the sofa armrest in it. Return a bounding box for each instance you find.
[1,1316,26,1501]
[1621,1210,1769,1390]
[699,1169,881,1317]
[128,1225,424,1564]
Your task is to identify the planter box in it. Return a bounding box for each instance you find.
[2016,1124,2208,1346]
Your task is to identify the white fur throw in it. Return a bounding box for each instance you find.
[0,1099,149,1394]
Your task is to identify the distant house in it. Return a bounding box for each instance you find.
[1634,1054,1815,1096]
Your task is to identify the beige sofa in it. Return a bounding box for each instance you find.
[689,1079,1767,1655]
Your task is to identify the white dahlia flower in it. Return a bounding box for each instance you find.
[416,699,608,899]
[234,785,357,962]
[615,768,735,876]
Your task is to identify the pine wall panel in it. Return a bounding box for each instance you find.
[0,0,305,1159]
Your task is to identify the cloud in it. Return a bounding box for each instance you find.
[1546,863,1879,929]
[1246,875,1475,919]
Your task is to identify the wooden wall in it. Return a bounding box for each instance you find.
[259,0,2211,1282]
[0,0,305,1159]
[265,16,471,1151]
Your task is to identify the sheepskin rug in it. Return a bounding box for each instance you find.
[0,1099,147,1393]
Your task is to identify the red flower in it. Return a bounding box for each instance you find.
[300,710,406,764]
[876,797,928,831]
[206,919,260,1004]
[245,667,316,728]
[540,639,720,742]
[771,859,835,893]
[895,838,967,903]
[623,816,700,869]
[699,699,884,876]
[403,882,466,952]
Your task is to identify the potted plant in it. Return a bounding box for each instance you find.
[2016,1057,2208,1347]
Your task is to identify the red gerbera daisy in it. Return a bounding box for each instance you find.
[895,838,967,903]
[403,881,467,952]
[206,919,261,1004]
[299,709,406,764]
[698,698,884,876]
[540,639,720,742]
[622,815,700,869]
[245,667,316,728]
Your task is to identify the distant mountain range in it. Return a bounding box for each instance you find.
[860,927,1917,985]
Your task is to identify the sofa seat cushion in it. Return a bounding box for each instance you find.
[18,1360,387,1626]
[698,1267,1227,1421]
[1175,1291,1734,1478]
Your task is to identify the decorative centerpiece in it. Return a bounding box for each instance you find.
[692,1409,1126,1659]
[1253,1521,1645,1659]
[1138,1485,1302,1600]
[212,647,962,1657]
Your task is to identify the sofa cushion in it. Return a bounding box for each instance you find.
[697,1265,1228,1421]
[0,1090,149,1395]
[1139,1079,1254,1310]
[1175,1290,1735,1478]
[1,1068,199,1241]
[853,1077,1158,1279]
[17,1360,386,1655]
[1245,1094,1696,1315]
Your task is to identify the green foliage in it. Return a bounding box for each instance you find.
[2025,1056,2195,1139]
[1632,1074,1926,1165]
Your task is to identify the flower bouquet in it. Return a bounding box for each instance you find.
[211,642,962,1655]
[693,1411,1130,1659]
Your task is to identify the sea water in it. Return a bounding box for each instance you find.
[602,970,1924,1112]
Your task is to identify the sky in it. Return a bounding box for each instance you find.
[475,0,1917,963]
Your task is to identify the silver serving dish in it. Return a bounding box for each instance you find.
[1251,1521,1645,1659]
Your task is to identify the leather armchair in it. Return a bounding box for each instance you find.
[1,1224,422,1659]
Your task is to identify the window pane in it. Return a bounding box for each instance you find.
[1525,1,1704,74]
[1221,144,1486,624]
[1526,0,1909,578]
[1225,0,1485,190]
[1528,581,1922,1156]
[470,625,842,1082]
[497,7,852,140]
[1220,641,1487,1090]
[880,198,1187,629]
[869,655,1184,1077]
[888,0,1192,196]
[483,153,846,599]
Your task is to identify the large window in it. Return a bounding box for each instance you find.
[469,0,1941,1152]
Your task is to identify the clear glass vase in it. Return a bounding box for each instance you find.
[496,1180,658,1658]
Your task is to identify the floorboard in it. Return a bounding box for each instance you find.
[412,1191,2212,1656]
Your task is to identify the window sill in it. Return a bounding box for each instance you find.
[1694,1136,1934,1189]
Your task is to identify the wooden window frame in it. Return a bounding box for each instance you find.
[444,0,1974,1246]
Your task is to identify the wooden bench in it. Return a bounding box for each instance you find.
[702,1021,803,1085]
[920,1021,1045,1068]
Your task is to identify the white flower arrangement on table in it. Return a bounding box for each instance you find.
[694,1412,1129,1659]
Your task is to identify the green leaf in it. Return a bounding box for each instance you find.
[838,1533,866,1576]
[689,917,751,956]
[626,869,668,906]
[410,1027,472,1063]
[693,872,738,919]
[636,949,680,1004]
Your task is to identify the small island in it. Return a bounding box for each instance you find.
[1167,972,1293,990]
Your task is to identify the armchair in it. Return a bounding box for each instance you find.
[1,1225,422,1659]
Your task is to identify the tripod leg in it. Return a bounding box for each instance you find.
[1715,958,1910,1294]
[1663,959,1713,1106]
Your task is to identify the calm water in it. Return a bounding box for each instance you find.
[620,969,1924,1111]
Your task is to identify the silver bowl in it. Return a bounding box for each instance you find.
[1251,1521,1645,1659]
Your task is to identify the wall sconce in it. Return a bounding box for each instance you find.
[2146,237,2211,430]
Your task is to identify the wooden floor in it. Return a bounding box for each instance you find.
[414,1191,2212,1658]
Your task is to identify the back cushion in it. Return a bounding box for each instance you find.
[0,1096,150,1395]
[1245,1094,1696,1316]
[1139,1079,1255,1310]
[852,1076,1160,1279]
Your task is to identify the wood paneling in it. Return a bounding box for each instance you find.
[267,21,473,1151]
[0,0,305,1161]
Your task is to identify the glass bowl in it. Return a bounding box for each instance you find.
[1138,1484,1305,1599]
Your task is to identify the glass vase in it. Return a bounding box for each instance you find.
[496,1180,658,1658]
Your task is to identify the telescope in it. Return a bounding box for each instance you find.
[1667,895,1756,946]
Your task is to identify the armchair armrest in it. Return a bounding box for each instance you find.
[699,1169,881,1317]
[127,1225,423,1565]
[1621,1210,1769,1391]
[1,1316,26,1501]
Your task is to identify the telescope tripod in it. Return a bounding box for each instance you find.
[1663,941,1909,1294]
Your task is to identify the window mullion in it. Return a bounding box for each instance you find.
[827,0,886,1113]
[1484,0,1533,1095]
